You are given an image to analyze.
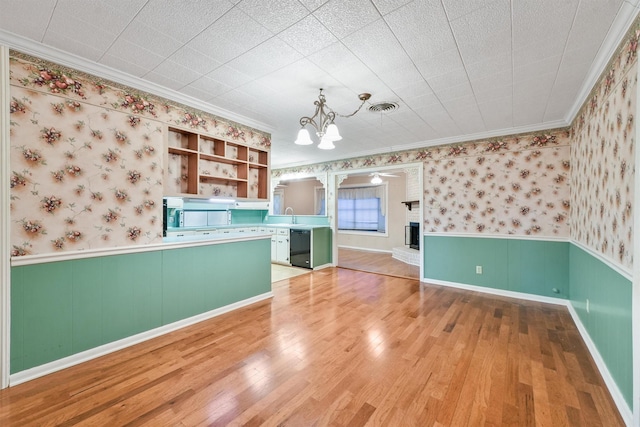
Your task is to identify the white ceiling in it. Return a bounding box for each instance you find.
[1,0,639,168]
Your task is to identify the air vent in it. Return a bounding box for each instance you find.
[368,101,399,113]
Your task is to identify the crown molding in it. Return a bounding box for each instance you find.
[0,29,275,134]
[564,2,640,125]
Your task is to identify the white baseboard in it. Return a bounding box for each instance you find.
[565,304,633,426]
[421,277,568,305]
[312,263,332,270]
[338,245,392,254]
[421,277,632,426]
[9,291,273,386]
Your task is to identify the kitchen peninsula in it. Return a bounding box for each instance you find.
[10,231,272,384]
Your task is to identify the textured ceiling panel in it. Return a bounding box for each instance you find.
[385,0,457,63]
[238,0,309,33]
[313,0,382,39]
[134,0,234,43]
[224,37,303,80]
[0,0,57,41]
[371,0,415,15]
[449,0,512,65]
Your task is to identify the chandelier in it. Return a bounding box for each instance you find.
[294,88,371,150]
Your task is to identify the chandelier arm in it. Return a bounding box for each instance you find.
[296,89,371,146]
[333,99,368,118]
[299,116,318,129]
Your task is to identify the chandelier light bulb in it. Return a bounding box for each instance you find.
[294,128,313,145]
[324,123,342,141]
[318,135,336,150]
[371,173,382,184]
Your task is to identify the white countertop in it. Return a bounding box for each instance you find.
[12,233,272,267]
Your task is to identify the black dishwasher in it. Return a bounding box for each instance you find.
[290,229,311,268]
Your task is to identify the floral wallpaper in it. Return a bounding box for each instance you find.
[421,135,570,235]
[9,54,270,257]
[570,26,639,269]
[274,130,571,237]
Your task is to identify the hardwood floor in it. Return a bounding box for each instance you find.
[0,268,623,426]
[338,247,420,279]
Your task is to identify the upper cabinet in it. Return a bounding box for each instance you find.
[165,127,269,200]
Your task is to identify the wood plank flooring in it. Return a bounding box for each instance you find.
[338,247,420,279]
[0,268,624,426]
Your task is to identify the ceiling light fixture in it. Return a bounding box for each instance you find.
[295,88,371,150]
[371,173,382,184]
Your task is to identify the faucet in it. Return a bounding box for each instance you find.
[284,206,295,224]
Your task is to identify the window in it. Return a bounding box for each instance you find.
[337,185,386,233]
[273,188,284,215]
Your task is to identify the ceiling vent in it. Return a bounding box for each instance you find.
[368,101,399,113]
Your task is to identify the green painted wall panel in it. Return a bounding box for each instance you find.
[569,245,632,407]
[214,240,271,306]
[10,267,25,373]
[101,252,163,343]
[424,236,567,297]
[14,262,74,373]
[161,247,207,324]
[72,257,104,353]
[11,238,272,374]
[507,240,569,298]
[312,227,332,267]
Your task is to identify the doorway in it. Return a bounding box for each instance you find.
[332,164,422,280]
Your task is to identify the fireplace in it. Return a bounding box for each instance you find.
[405,222,420,250]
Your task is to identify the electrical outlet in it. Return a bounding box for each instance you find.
[476,265,482,274]
[586,298,590,314]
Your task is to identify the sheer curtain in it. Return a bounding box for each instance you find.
[337,185,386,232]
[337,185,386,215]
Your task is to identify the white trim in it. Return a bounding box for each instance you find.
[9,291,273,386]
[566,303,633,426]
[0,45,11,389]
[0,29,274,134]
[312,263,332,270]
[564,2,640,126]
[420,276,632,425]
[633,35,640,427]
[423,232,570,242]
[11,233,271,267]
[338,245,392,254]
[338,230,389,237]
[421,277,569,306]
[570,240,633,282]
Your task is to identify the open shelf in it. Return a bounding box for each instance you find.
[165,126,269,200]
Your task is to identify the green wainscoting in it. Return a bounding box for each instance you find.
[423,235,570,298]
[312,227,332,267]
[11,238,271,374]
[569,244,632,408]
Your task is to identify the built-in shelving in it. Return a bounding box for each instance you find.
[165,127,269,200]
